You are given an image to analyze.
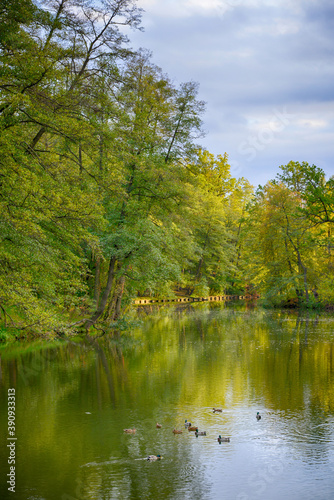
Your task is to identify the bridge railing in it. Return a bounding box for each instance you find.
[133,295,259,305]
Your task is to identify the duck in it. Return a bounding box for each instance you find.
[218,435,230,443]
[147,455,162,461]
[195,428,206,436]
[256,412,261,421]
[156,423,162,428]
[184,419,192,428]
[173,429,183,434]
[213,408,223,413]
[123,428,136,434]
[188,425,197,431]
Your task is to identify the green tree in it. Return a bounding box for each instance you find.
[278,161,334,226]
[83,52,206,329]
[181,150,249,296]
[0,0,142,331]
[244,179,327,306]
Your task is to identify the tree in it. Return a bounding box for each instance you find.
[0,0,143,331]
[82,52,206,329]
[243,178,330,306]
[178,150,250,296]
[278,161,334,226]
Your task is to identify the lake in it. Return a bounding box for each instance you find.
[1,302,334,500]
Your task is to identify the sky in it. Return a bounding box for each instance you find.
[128,0,334,187]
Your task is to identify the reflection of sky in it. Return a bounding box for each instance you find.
[129,0,334,187]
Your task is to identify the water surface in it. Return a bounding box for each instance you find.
[1,303,334,499]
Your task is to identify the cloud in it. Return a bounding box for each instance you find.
[138,0,223,19]
[139,0,307,21]
[131,0,334,185]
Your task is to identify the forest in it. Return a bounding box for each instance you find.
[1,0,334,338]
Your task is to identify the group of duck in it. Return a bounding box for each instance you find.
[123,409,262,460]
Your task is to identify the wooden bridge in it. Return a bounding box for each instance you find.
[133,295,258,305]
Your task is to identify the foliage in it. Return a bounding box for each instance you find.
[242,162,334,307]
[2,1,334,335]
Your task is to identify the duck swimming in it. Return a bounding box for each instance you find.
[173,429,183,434]
[156,423,162,428]
[218,435,230,443]
[123,428,136,434]
[256,412,261,420]
[184,420,192,428]
[188,425,197,431]
[213,408,223,413]
[147,455,162,461]
[195,428,206,436]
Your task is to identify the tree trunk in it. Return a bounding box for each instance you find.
[302,265,309,304]
[94,257,101,309]
[296,249,309,304]
[84,255,116,330]
[195,256,204,280]
[105,268,128,321]
[165,108,184,163]
[112,275,126,321]
[29,126,46,150]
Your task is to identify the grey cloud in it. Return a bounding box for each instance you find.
[130,0,334,185]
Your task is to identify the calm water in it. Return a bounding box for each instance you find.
[1,303,334,500]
